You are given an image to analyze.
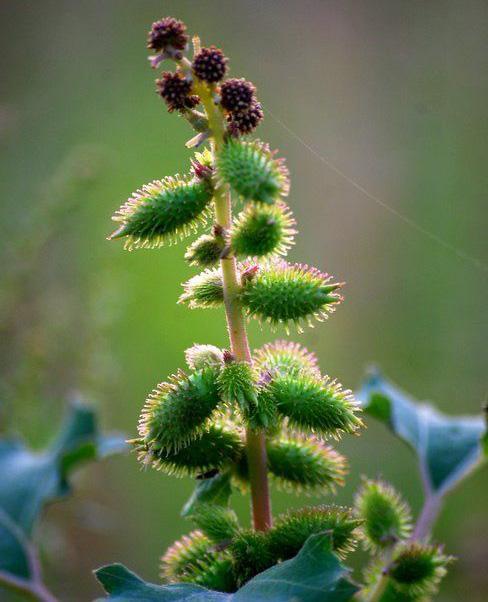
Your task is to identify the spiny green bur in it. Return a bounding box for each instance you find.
[266,437,347,493]
[388,543,451,598]
[265,372,363,438]
[104,15,452,600]
[253,339,321,377]
[231,202,296,258]
[218,139,289,205]
[185,233,225,267]
[354,479,412,549]
[267,506,361,561]
[179,267,224,308]
[110,176,213,250]
[138,424,243,476]
[240,261,344,330]
[138,368,222,453]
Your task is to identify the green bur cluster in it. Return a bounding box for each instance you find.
[106,15,453,601]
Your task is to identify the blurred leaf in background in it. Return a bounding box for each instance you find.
[0,402,125,599]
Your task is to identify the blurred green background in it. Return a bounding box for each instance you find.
[1,1,487,600]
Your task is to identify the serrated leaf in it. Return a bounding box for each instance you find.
[181,472,232,518]
[0,401,126,536]
[96,533,359,601]
[358,369,486,496]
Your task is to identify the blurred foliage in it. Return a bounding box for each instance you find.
[0,1,487,600]
[0,403,125,599]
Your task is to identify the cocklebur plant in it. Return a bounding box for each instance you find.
[96,16,487,602]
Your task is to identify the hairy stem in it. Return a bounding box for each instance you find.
[195,73,272,531]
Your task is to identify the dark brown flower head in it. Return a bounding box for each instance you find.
[192,46,228,83]
[156,72,198,112]
[220,78,256,112]
[227,101,264,136]
[147,17,188,53]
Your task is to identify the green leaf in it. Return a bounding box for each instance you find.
[0,401,126,535]
[181,472,233,518]
[95,564,229,601]
[96,533,359,601]
[358,369,486,495]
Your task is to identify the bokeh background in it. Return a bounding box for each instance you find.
[1,1,487,600]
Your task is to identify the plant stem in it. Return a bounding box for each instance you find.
[362,548,394,602]
[412,494,442,541]
[0,571,58,602]
[195,76,272,531]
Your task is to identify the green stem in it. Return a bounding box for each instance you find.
[196,74,272,531]
[363,548,394,602]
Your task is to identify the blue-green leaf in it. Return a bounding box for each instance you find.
[0,401,126,536]
[95,564,229,601]
[96,533,359,601]
[358,369,486,495]
[0,400,126,599]
[181,472,232,518]
[0,508,31,581]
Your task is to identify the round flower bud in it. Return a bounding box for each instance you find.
[192,46,228,83]
[227,102,264,136]
[147,17,188,53]
[220,78,256,112]
[218,140,289,205]
[108,174,213,250]
[156,72,198,112]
